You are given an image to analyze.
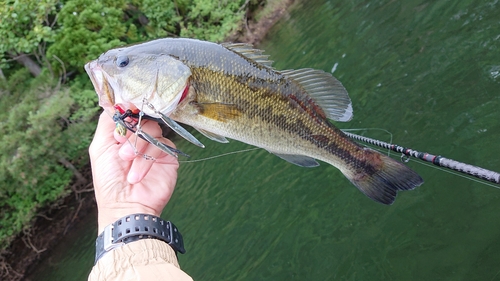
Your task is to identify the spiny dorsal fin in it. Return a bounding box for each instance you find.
[281,68,353,122]
[221,43,274,68]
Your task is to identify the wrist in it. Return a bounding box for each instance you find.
[94,213,186,264]
[97,203,160,234]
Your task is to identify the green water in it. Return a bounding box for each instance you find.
[27,0,500,280]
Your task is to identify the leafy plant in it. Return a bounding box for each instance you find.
[0,0,58,65]
[0,0,265,256]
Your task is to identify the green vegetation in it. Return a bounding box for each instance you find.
[0,0,262,252]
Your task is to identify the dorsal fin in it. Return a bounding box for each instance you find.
[221,43,274,68]
[281,68,353,122]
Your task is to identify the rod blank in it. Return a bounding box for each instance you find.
[343,131,500,184]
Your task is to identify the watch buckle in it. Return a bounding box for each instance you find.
[103,223,124,252]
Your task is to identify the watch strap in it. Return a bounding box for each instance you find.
[95,214,185,264]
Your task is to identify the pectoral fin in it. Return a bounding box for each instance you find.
[194,128,229,143]
[272,153,320,167]
[196,102,242,122]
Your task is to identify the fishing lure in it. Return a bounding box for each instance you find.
[112,107,189,158]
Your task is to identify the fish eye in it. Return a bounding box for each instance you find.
[116,56,129,68]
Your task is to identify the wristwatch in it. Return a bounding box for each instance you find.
[95,214,186,264]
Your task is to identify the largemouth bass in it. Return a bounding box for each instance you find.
[85,38,423,204]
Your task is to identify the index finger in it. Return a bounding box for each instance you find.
[89,111,119,158]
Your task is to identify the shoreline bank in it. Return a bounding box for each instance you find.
[0,1,295,280]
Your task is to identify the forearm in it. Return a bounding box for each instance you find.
[88,239,193,281]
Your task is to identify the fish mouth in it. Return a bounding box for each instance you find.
[84,60,115,108]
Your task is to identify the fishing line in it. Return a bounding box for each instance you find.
[180,127,390,164]
[359,138,500,189]
[180,128,389,164]
[410,156,500,189]
[135,99,147,151]
[344,129,500,188]
[179,147,261,163]
[342,128,394,156]
[108,111,500,187]
[344,130,500,185]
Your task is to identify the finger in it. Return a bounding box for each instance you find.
[120,139,178,184]
[89,111,120,158]
[114,129,130,144]
[113,116,144,143]
[127,138,179,184]
[119,140,140,161]
[138,119,161,137]
[126,123,178,183]
[127,140,164,184]
[95,111,118,141]
[118,121,165,161]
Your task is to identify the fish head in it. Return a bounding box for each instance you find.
[84,46,191,117]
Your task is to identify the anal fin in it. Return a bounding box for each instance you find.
[194,128,229,143]
[272,153,320,167]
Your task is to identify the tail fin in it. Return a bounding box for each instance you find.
[345,149,423,205]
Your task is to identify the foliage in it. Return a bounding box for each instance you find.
[0,70,98,249]
[46,0,128,72]
[132,0,182,38]
[0,0,58,66]
[136,0,248,42]
[2,0,251,74]
[0,0,265,254]
[48,0,249,71]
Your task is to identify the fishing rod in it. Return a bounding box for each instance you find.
[343,131,500,185]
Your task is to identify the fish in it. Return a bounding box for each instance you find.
[84,38,423,205]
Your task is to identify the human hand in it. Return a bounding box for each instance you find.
[89,111,179,234]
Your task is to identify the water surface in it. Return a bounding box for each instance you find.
[27,0,500,280]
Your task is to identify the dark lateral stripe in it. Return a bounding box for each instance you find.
[190,67,379,176]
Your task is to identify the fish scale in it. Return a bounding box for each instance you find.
[183,66,348,158]
[85,38,423,204]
